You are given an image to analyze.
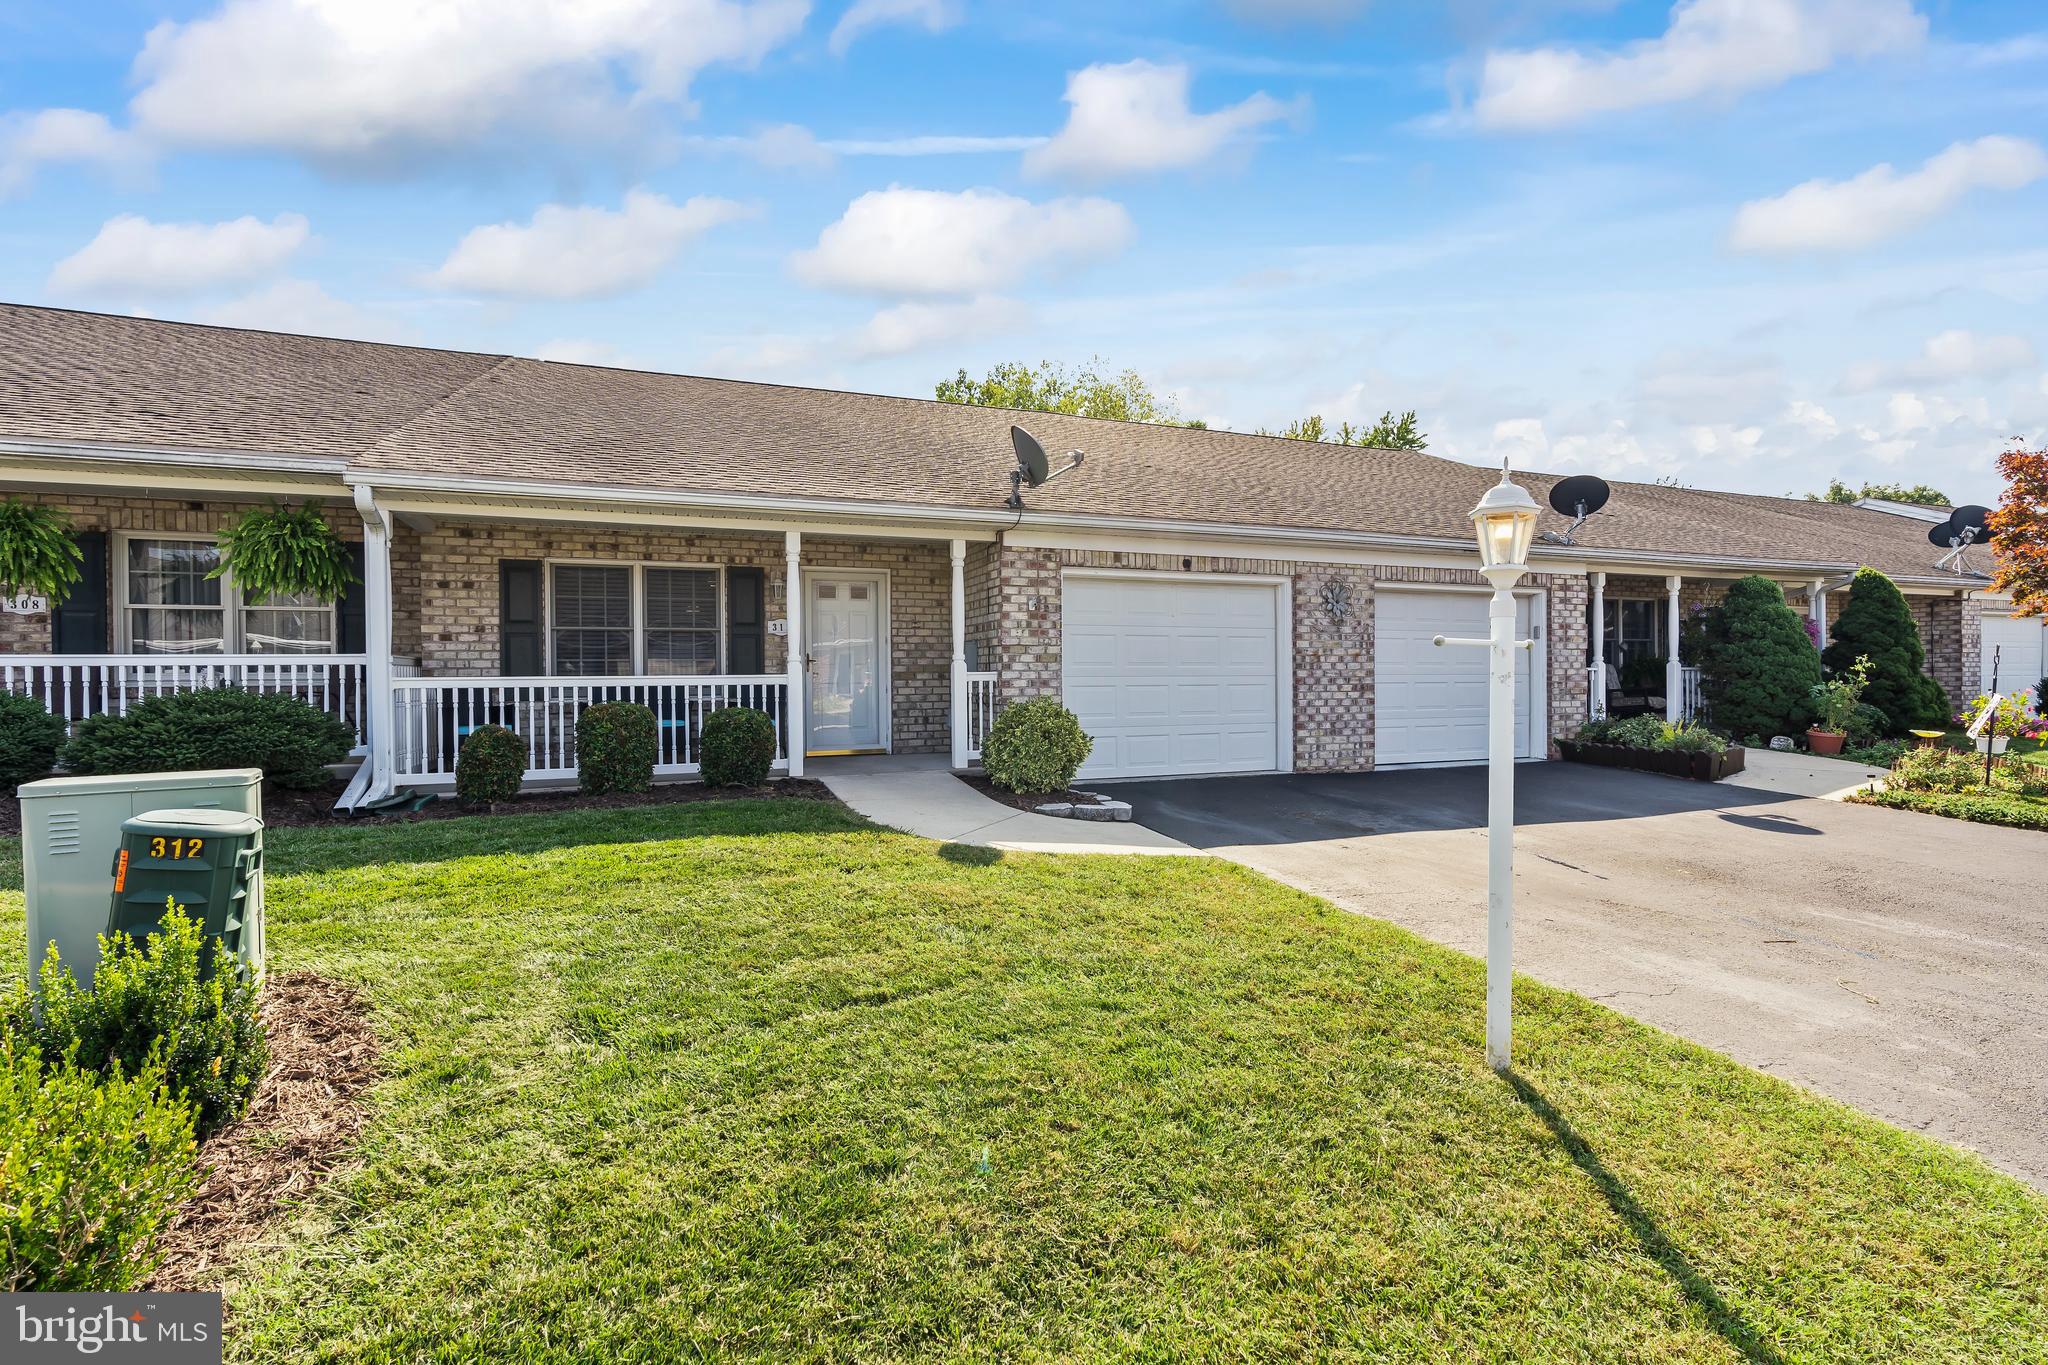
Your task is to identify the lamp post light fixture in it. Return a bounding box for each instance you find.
[1434,462,1541,1072]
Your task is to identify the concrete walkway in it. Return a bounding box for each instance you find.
[1723,745,1887,799]
[812,755,1194,855]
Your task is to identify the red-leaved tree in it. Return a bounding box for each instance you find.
[1990,440,2048,618]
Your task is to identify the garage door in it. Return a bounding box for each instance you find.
[1063,574,1283,780]
[1981,613,2047,695]
[1375,589,1537,767]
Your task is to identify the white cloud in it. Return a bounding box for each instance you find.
[426,190,754,299]
[1840,329,2038,391]
[0,108,149,197]
[1487,416,1552,468]
[850,295,1030,358]
[1024,60,1301,181]
[1469,0,1925,131]
[196,279,398,341]
[49,212,310,295]
[823,133,1048,156]
[828,0,958,56]
[1784,399,1838,438]
[128,0,809,167]
[1729,136,2048,253]
[738,123,837,170]
[790,187,1133,296]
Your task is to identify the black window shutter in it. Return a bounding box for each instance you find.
[726,566,765,675]
[50,530,108,653]
[500,559,544,676]
[336,542,367,653]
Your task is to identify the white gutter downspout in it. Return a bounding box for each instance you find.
[352,484,398,806]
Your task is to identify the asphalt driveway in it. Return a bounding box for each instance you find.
[1100,762,2048,1189]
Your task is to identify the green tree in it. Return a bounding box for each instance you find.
[1805,479,1949,506]
[1697,576,1824,741]
[1262,410,1428,450]
[1821,567,1950,733]
[935,360,1204,427]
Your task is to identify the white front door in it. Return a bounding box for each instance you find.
[806,573,885,753]
[1374,588,1537,767]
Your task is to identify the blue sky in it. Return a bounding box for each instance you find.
[1,0,2043,505]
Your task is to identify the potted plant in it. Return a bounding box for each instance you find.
[211,502,356,602]
[0,498,83,605]
[1955,690,2046,756]
[1806,655,1872,757]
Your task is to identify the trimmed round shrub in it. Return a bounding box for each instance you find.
[0,1041,197,1291]
[456,724,525,804]
[577,701,657,795]
[25,901,267,1140]
[0,690,65,788]
[61,686,352,789]
[982,697,1093,794]
[1697,576,1823,741]
[700,707,776,788]
[1822,567,1950,733]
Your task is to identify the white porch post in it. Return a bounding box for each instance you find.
[1664,574,1682,724]
[1809,577,1828,651]
[949,539,969,770]
[784,530,804,778]
[1589,571,1607,719]
[351,484,396,803]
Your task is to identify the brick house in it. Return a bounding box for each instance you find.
[0,305,2032,802]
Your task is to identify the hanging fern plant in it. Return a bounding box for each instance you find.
[211,502,357,602]
[0,498,83,603]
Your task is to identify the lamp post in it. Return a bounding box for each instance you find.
[1434,463,1541,1073]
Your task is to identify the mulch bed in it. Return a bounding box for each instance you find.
[0,778,836,836]
[959,773,1101,814]
[148,972,380,1293]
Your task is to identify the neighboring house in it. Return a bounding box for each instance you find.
[0,305,2023,800]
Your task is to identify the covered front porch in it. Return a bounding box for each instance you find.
[0,473,1006,803]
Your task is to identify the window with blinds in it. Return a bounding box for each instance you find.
[550,564,633,675]
[645,568,719,675]
[546,563,723,675]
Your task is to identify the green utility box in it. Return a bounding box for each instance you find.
[19,768,263,987]
[110,808,264,972]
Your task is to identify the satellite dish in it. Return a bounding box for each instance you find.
[1548,474,1611,519]
[1951,504,1993,543]
[1928,521,1958,549]
[1536,474,1612,545]
[1010,425,1051,488]
[1005,424,1085,510]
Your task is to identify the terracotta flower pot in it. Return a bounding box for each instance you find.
[1806,728,1846,755]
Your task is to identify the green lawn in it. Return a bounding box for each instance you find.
[4,802,2044,1362]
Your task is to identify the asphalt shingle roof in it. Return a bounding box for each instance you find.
[0,303,1975,582]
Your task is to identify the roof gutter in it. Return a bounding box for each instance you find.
[0,437,349,477]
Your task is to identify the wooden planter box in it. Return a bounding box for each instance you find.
[1556,739,1747,783]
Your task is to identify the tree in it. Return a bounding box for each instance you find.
[935,360,1204,427]
[1261,410,1428,450]
[1805,478,1949,506]
[1696,575,1823,741]
[1990,441,2048,618]
[1821,567,1949,732]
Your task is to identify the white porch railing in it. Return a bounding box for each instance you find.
[390,674,791,784]
[1680,665,1704,721]
[965,671,998,761]
[0,653,370,747]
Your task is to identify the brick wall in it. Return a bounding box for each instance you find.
[0,493,357,653]
[986,547,1587,771]
[402,523,954,754]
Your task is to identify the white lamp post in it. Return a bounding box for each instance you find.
[1434,462,1541,1072]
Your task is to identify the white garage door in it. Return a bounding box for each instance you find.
[1063,574,1283,780]
[1375,589,1537,767]
[1981,613,2047,695]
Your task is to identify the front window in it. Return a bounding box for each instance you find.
[644,568,719,676]
[548,563,723,675]
[1603,598,1667,670]
[550,565,634,676]
[124,537,338,654]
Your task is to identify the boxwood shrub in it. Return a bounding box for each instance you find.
[0,690,65,788]
[982,698,1093,794]
[61,687,353,789]
[700,707,776,788]
[0,1041,197,1292]
[578,701,657,795]
[456,724,525,804]
[25,901,267,1139]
